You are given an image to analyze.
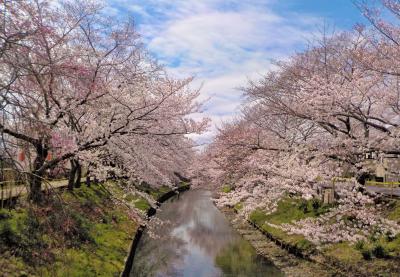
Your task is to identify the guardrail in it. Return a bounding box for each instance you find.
[366,181,400,188]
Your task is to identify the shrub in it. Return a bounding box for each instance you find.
[385,231,395,242]
[0,221,18,246]
[221,185,232,193]
[355,240,365,251]
[0,210,11,220]
[298,200,309,213]
[361,248,372,260]
[311,199,321,211]
[372,244,387,258]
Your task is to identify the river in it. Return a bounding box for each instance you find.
[131,189,284,277]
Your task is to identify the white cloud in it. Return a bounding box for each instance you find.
[107,0,322,146]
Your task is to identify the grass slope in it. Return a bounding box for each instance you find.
[248,197,400,275]
[0,182,141,277]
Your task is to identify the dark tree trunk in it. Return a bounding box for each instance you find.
[74,163,81,188]
[68,159,78,191]
[29,171,43,203]
[86,170,91,187]
[29,144,47,203]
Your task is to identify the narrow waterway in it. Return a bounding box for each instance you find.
[131,190,284,277]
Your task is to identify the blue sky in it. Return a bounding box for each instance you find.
[106,0,368,145]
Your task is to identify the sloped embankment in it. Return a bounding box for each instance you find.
[228,197,400,276]
[0,181,184,277]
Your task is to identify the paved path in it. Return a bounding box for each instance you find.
[366,185,400,197]
[0,178,85,200]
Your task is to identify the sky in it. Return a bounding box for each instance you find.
[106,0,367,146]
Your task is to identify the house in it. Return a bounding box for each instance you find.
[363,152,400,183]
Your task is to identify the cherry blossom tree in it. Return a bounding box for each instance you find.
[0,0,207,203]
[194,4,400,244]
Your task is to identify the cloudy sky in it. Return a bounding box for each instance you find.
[106,0,366,146]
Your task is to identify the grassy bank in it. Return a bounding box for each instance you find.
[249,198,328,255]
[248,197,400,275]
[0,182,148,277]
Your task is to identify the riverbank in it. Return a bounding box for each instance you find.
[219,196,400,277]
[0,181,187,277]
[219,207,337,277]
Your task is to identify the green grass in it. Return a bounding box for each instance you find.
[233,203,243,212]
[252,197,330,226]
[150,185,171,200]
[261,223,313,252]
[248,196,400,275]
[0,183,138,276]
[386,200,400,222]
[134,182,171,200]
[122,193,151,212]
[134,198,151,211]
[248,197,330,253]
[221,185,232,193]
[323,242,363,264]
[249,209,268,226]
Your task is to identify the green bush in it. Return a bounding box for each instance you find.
[298,200,309,213]
[372,244,387,258]
[0,210,11,220]
[0,221,18,246]
[385,231,395,242]
[222,185,232,193]
[355,240,365,251]
[234,203,243,212]
[361,248,372,260]
[311,199,322,211]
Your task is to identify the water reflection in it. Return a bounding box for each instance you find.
[131,190,284,277]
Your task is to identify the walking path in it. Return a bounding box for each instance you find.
[366,185,400,197]
[0,178,85,200]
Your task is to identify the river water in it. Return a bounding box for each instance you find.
[131,190,284,277]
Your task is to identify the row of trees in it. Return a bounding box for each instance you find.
[194,0,400,244]
[0,0,207,203]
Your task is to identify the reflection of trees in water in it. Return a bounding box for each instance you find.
[131,190,283,277]
[186,214,236,256]
[214,239,284,277]
[130,231,188,277]
[177,190,238,256]
[130,193,193,276]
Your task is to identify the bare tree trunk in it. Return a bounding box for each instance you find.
[74,162,81,188]
[29,171,43,203]
[68,159,78,191]
[86,169,91,187]
[29,145,47,203]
